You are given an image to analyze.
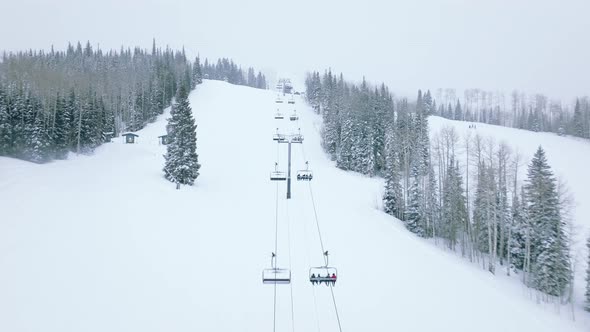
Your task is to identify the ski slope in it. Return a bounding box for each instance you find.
[0,80,587,331]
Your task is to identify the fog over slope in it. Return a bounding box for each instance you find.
[1,0,588,99]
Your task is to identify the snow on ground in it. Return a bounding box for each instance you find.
[0,80,587,331]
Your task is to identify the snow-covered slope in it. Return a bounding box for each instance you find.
[0,81,586,331]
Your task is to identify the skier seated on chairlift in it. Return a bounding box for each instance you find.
[311,273,317,285]
[331,273,337,285]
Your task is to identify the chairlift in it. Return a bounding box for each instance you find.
[297,161,313,181]
[274,112,284,120]
[275,98,283,104]
[291,129,303,143]
[291,135,303,143]
[289,111,299,121]
[288,99,295,105]
[270,162,287,181]
[263,253,291,284]
[309,251,337,286]
[273,128,286,142]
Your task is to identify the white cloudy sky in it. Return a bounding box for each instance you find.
[1,0,588,99]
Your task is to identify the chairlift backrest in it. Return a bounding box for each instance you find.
[263,268,291,284]
[270,171,287,181]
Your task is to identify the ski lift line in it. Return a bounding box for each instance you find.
[300,142,344,332]
[275,181,279,260]
[273,282,277,332]
[285,199,296,332]
[299,185,323,332]
[272,181,279,332]
[308,178,344,332]
[300,143,327,264]
[329,286,344,332]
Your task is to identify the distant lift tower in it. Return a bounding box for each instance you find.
[275,128,304,199]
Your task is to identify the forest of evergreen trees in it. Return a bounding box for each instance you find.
[306,70,577,304]
[0,41,267,163]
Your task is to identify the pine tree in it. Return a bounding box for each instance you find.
[405,165,425,236]
[572,99,585,138]
[509,191,527,270]
[454,100,463,121]
[52,94,70,159]
[24,99,51,163]
[320,70,339,158]
[383,120,403,219]
[193,56,203,85]
[163,85,200,187]
[441,158,468,250]
[0,86,12,155]
[524,146,571,296]
[424,164,439,238]
[585,236,590,311]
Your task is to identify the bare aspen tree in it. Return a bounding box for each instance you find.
[506,150,522,276]
[463,131,474,262]
[497,142,511,267]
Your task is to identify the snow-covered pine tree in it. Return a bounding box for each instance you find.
[383,116,403,220]
[404,165,425,236]
[524,146,571,297]
[585,235,590,311]
[320,70,339,158]
[441,157,468,250]
[509,190,527,270]
[336,106,354,170]
[572,99,585,138]
[454,100,463,121]
[163,85,200,187]
[424,164,439,238]
[0,87,11,155]
[52,94,70,159]
[24,99,51,163]
[193,56,203,86]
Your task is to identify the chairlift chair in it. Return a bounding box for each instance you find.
[309,251,337,285]
[270,162,287,181]
[291,134,304,143]
[297,161,313,181]
[288,99,295,105]
[275,98,283,104]
[273,128,286,142]
[274,112,284,120]
[273,134,286,141]
[263,252,291,284]
[289,111,298,121]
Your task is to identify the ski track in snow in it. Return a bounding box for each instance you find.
[0,80,587,331]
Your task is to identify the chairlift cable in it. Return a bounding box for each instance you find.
[285,199,296,332]
[329,286,344,332]
[301,183,323,332]
[273,180,279,332]
[300,131,344,332]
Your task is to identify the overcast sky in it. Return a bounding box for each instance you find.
[1,0,588,100]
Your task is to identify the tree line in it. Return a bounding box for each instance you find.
[202,58,267,89]
[306,70,584,308]
[0,41,267,163]
[434,88,590,139]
